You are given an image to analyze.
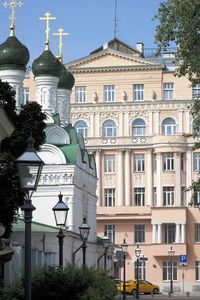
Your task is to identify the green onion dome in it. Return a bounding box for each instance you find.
[32,50,62,78]
[58,65,75,90]
[0,36,30,70]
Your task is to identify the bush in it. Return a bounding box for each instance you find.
[0,264,117,300]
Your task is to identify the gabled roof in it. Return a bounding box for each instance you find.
[90,37,141,56]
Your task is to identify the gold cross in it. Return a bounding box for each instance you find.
[53,28,69,62]
[3,0,23,36]
[40,12,56,50]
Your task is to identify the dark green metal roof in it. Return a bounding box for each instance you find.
[58,65,75,90]
[32,50,62,77]
[0,36,30,70]
[59,144,80,164]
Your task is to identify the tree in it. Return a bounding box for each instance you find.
[154,0,200,84]
[0,80,46,237]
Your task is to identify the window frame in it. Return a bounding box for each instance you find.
[74,120,88,138]
[164,223,176,243]
[104,85,115,102]
[163,153,174,171]
[193,83,200,100]
[134,154,145,172]
[163,187,174,206]
[75,86,86,103]
[104,154,115,173]
[163,261,177,281]
[134,187,145,206]
[104,224,115,244]
[134,224,145,243]
[102,120,117,138]
[193,153,200,172]
[23,87,29,104]
[104,188,115,207]
[132,118,146,136]
[163,82,174,100]
[133,84,144,101]
[162,118,176,135]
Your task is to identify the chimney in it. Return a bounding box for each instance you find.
[103,42,108,50]
[136,42,144,55]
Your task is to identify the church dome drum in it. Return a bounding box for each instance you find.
[0,36,30,70]
[58,65,75,90]
[32,50,62,77]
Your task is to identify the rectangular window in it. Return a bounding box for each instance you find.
[163,261,177,280]
[134,154,145,172]
[133,84,144,101]
[104,224,115,244]
[135,224,145,243]
[23,87,29,104]
[163,82,174,100]
[134,262,146,280]
[104,188,115,207]
[164,223,175,243]
[194,191,200,207]
[181,187,186,206]
[193,84,200,99]
[163,153,174,171]
[193,153,200,171]
[196,261,200,280]
[181,153,184,171]
[104,85,115,102]
[104,154,115,173]
[163,187,174,206]
[153,187,157,206]
[75,86,86,103]
[134,188,145,206]
[195,224,200,242]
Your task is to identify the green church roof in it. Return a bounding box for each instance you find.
[0,36,30,70]
[59,144,80,164]
[58,65,75,90]
[32,50,62,77]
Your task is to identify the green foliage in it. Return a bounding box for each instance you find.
[154,0,200,84]
[0,265,117,300]
[0,81,46,236]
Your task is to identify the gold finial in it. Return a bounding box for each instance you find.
[3,0,23,36]
[53,28,69,62]
[39,12,56,50]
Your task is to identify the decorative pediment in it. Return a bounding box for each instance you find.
[67,50,162,71]
[46,125,70,145]
[38,144,67,164]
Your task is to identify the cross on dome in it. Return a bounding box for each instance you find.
[40,12,56,50]
[53,28,69,62]
[3,0,23,36]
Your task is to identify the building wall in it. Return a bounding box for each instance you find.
[24,43,200,292]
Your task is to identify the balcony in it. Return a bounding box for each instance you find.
[150,243,187,257]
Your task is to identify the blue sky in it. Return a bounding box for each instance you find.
[0,0,162,66]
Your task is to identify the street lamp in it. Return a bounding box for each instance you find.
[16,136,44,300]
[168,245,175,294]
[121,239,128,300]
[135,244,141,299]
[79,217,90,269]
[97,235,110,271]
[52,192,69,268]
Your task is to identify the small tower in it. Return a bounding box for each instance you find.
[53,28,74,125]
[0,0,30,111]
[32,12,62,115]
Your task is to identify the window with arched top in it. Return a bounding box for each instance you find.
[193,118,200,135]
[161,118,176,135]
[132,118,146,136]
[74,120,88,138]
[102,119,116,138]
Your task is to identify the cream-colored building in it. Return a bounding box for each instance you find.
[25,38,200,293]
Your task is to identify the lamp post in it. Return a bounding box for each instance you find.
[97,235,109,271]
[135,244,141,299]
[121,239,128,300]
[168,246,175,294]
[52,192,69,268]
[16,136,44,300]
[79,217,90,269]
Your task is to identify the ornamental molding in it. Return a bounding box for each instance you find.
[100,112,118,122]
[38,172,74,186]
[71,112,90,121]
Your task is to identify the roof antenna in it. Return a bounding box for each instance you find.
[114,0,117,38]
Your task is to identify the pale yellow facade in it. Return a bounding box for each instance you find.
[24,39,200,293]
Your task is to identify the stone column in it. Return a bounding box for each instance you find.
[146,149,153,206]
[181,223,186,243]
[157,223,162,243]
[186,150,192,205]
[175,153,181,206]
[154,111,160,135]
[148,111,153,136]
[178,110,183,134]
[125,149,131,206]
[118,149,124,206]
[156,153,162,206]
[152,223,156,243]
[95,150,101,206]
[175,223,181,243]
